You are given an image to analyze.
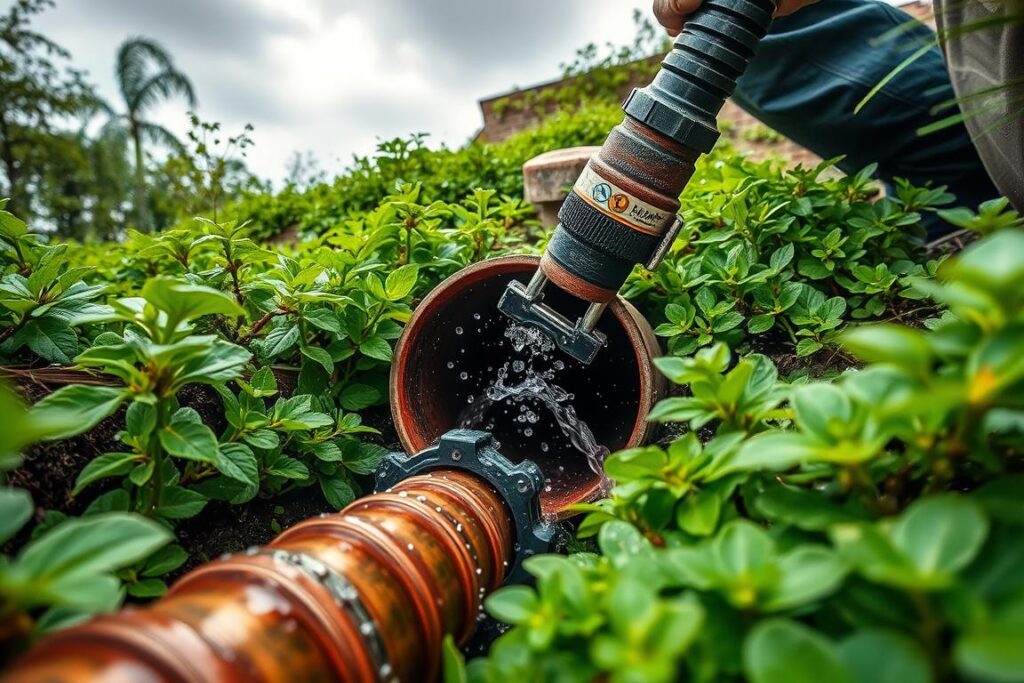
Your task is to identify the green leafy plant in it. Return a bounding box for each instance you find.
[32,277,249,522]
[459,229,1024,683]
[0,383,170,650]
[0,203,108,362]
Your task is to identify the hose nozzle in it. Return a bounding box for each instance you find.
[501,0,775,363]
[497,269,607,364]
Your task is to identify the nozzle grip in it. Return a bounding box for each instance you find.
[539,0,776,303]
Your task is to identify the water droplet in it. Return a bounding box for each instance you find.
[459,371,468,380]
[447,361,455,369]
[455,326,464,335]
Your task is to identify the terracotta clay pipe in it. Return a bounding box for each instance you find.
[3,468,513,683]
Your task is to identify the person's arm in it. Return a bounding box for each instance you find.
[653,0,819,35]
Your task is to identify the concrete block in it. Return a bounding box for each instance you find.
[522,146,600,227]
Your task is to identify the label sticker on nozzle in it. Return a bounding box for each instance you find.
[574,162,675,236]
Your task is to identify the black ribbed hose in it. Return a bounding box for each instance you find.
[539,0,777,302]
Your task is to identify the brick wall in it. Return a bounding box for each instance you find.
[475,57,661,144]
[474,0,935,168]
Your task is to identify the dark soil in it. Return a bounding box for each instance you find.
[4,374,406,574]
[173,488,331,571]
[9,381,125,517]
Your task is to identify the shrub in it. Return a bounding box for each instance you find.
[457,230,1024,683]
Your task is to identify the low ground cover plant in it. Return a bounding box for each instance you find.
[4,100,1023,674]
[457,229,1024,683]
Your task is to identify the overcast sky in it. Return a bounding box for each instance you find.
[26,0,651,184]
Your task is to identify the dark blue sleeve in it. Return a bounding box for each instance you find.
[733,0,998,232]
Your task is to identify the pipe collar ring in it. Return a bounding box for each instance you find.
[375,429,554,586]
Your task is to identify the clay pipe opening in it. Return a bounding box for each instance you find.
[390,255,666,520]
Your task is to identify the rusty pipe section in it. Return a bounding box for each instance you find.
[4,469,513,683]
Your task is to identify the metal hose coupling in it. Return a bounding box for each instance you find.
[4,431,549,683]
[499,0,777,363]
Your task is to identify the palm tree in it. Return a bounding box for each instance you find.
[108,37,195,232]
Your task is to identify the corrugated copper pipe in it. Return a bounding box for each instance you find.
[3,470,513,683]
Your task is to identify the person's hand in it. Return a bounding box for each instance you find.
[653,0,819,36]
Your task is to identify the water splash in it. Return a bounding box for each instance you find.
[459,322,610,479]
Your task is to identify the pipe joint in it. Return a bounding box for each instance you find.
[375,430,554,585]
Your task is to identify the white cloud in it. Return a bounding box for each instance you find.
[25,0,652,184]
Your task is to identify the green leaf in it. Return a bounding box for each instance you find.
[343,442,389,475]
[266,454,309,480]
[127,578,168,598]
[485,585,538,625]
[719,433,814,476]
[764,546,848,611]
[442,634,468,683]
[338,383,381,411]
[745,619,853,683]
[175,340,252,387]
[141,277,243,323]
[842,325,931,375]
[890,494,989,582]
[385,264,419,300]
[320,473,355,508]
[306,440,344,462]
[272,395,334,431]
[796,338,824,356]
[714,311,745,333]
[303,308,342,334]
[830,522,919,588]
[974,474,1024,525]
[301,345,335,374]
[264,324,300,359]
[13,513,171,610]
[73,452,138,495]
[754,485,865,531]
[770,243,794,272]
[713,519,776,578]
[243,366,278,397]
[598,520,654,567]
[141,545,189,577]
[159,413,219,463]
[748,314,776,334]
[215,443,259,487]
[24,317,77,364]
[839,630,932,683]
[955,593,1024,683]
[359,335,393,362]
[157,487,208,519]
[792,384,851,442]
[125,402,156,438]
[129,460,155,486]
[84,489,131,515]
[31,385,128,440]
[677,489,723,536]
[242,428,279,450]
[0,488,33,544]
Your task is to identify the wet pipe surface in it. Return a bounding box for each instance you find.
[4,470,512,683]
